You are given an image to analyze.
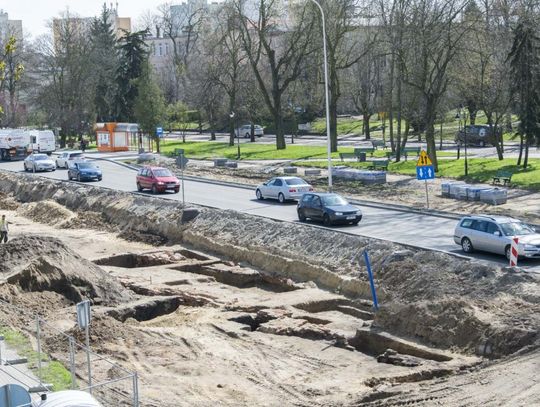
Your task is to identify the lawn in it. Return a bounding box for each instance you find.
[160,141,457,161]
[292,158,540,190]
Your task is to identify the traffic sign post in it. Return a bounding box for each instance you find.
[156,127,163,138]
[416,150,435,209]
[76,300,92,394]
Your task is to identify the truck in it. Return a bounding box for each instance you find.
[28,130,56,154]
[0,129,29,161]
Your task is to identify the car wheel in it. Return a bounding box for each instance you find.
[68,173,71,180]
[323,214,332,226]
[174,187,179,194]
[256,189,264,200]
[137,183,143,192]
[245,133,250,138]
[278,193,285,204]
[461,237,473,253]
[298,210,306,222]
[152,184,158,194]
[505,245,512,261]
[77,174,81,182]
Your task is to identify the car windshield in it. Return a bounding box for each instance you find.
[70,153,83,158]
[285,178,306,186]
[34,155,48,161]
[500,222,536,236]
[77,162,96,169]
[152,169,172,177]
[322,195,348,206]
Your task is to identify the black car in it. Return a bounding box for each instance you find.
[454,125,501,147]
[297,193,362,226]
[68,161,102,182]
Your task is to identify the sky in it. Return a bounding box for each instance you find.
[2,0,168,38]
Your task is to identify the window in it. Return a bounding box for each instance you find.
[302,194,313,203]
[500,222,535,236]
[165,43,169,55]
[472,220,488,232]
[140,169,148,177]
[285,178,306,186]
[273,179,283,187]
[153,169,172,177]
[312,196,322,207]
[460,218,473,228]
[158,43,163,56]
[322,195,348,206]
[486,222,500,235]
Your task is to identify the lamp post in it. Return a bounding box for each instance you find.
[308,0,333,192]
[458,106,468,176]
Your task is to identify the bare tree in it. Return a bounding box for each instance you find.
[235,0,317,150]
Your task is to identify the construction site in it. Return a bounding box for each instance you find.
[0,172,538,406]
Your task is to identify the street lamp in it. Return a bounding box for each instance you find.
[457,106,468,176]
[308,0,333,192]
[230,111,240,159]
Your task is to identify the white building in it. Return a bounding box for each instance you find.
[0,10,23,42]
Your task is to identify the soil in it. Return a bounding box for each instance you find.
[0,174,538,406]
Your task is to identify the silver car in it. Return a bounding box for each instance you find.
[236,125,264,138]
[454,215,540,259]
[256,176,313,203]
[24,153,56,172]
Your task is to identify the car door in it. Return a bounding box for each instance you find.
[141,169,152,188]
[470,220,489,251]
[310,196,323,220]
[271,178,283,198]
[260,178,274,196]
[484,222,506,255]
[68,163,75,179]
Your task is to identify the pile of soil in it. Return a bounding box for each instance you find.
[0,191,20,210]
[17,200,75,226]
[0,235,133,306]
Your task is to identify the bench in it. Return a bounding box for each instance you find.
[492,170,512,186]
[339,152,357,161]
[385,147,421,161]
[371,140,386,149]
[354,147,375,156]
[367,160,389,171]
[173,148,185,156]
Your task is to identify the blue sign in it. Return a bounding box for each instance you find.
[156,127,163,137]
[416,165,435,180]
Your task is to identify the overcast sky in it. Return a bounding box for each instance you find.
[3,1,170,38]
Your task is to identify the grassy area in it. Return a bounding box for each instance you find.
[0,325,72,391]
[161,141,457,161]
[292,158,540,190]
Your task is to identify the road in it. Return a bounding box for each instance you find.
[1,159,539,270]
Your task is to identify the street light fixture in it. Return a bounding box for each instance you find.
[307,0,333,192]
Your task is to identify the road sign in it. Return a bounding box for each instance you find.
[416,150,432,166]
[156,127,163,137]
[76,300,91,329]
[416,165,435,180]
[176,155,189,169]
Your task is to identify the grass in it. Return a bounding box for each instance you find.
[0,325,73,391]
[160,141,457,161]
[292,158,540,191]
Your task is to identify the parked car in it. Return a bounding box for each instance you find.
[256,176,313,203]
[136,166,180,194]
[68,161,102,182]
[297,193,362,226]
[454,125,501,147]
[235,124,264,138]
[23,153,56,172]
[454,215,540,259]
[56,151,85,168]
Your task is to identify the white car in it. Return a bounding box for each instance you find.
[56,151,85,168]
[24,153,56,172]
[256,176,313,203]
[235,125,264,138]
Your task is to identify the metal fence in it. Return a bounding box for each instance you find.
[0,298,139,406]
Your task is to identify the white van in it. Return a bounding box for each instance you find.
[28,130,56,154]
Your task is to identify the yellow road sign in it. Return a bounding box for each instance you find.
[416,150,432,166]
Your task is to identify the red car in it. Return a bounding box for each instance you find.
[136,166,180,194]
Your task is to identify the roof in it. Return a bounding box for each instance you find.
[462,214,519,223]
[32,390,102,407]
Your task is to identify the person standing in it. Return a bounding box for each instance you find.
[0,215,8,243]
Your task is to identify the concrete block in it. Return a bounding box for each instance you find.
[225,161,238,168]
[283,167,298,174]
[214,158,228,167]
[304,169,321,176]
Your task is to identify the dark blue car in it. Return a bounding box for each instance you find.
[297,193,362,226]
[68,161,102,182]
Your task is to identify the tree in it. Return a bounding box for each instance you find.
[89,4,119,122]
[235,0,317,150]
[508,17,540,168]
[134,61,166,152]
[116,29,149,121]
[0,35,25,126]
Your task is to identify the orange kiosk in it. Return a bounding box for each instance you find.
[95,123,139,152]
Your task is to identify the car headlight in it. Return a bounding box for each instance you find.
[157,182,164,185]
[335,212,343,216]
[522,244,536,250]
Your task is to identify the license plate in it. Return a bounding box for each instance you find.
[346,215,356,220]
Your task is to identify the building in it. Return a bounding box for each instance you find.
[0,10,23,42]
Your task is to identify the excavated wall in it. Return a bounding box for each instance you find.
[0,172,538,357]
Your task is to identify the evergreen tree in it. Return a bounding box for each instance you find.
[89,5,119,122]
[508,18,540,168]
[116,29,149,121]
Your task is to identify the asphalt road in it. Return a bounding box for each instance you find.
[2,159,539,271]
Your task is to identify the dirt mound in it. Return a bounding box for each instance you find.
[0,235,133,305]
[17,200,75,226]
[0,191,20,210]
[62,210,118,232]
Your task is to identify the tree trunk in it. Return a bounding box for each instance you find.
[250,123,255,143]
[274,100,286,150]
[523,136,529,169]
[329,95,338,151]
[363,112,371,140]
[388,52,395,152]
[425,106,439,172]
[517,134,523,166]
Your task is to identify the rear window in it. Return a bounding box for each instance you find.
[460,218,473,228]
[285,178,306,186]
[70,153,83,158]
